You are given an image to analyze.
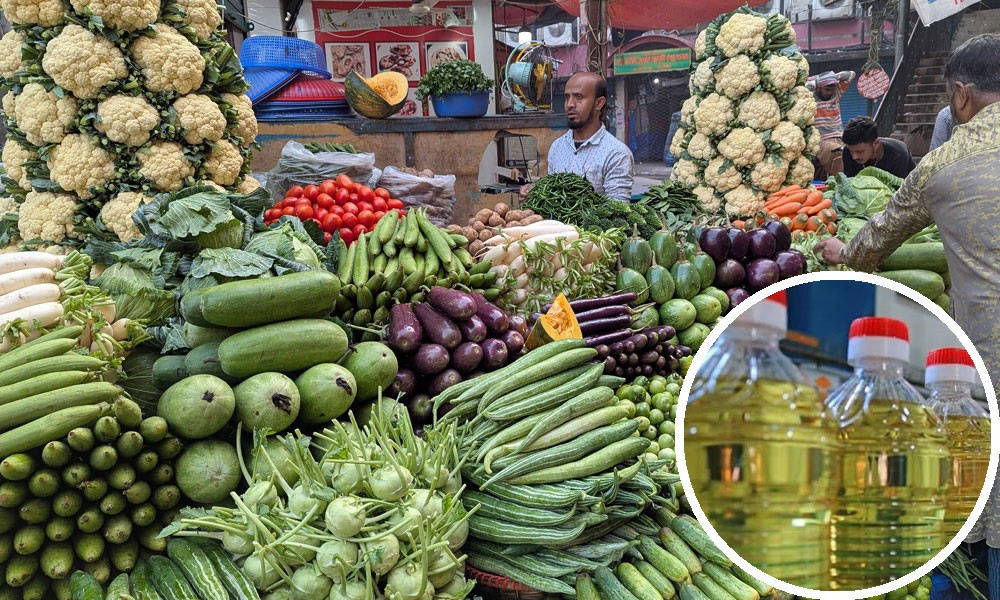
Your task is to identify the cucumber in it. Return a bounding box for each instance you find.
[877,242,948,274]
[934,292,951,313]
[148,555,199,600]
[875,269,946,300]
[576,573,602,600]
[0,403,110,457]
[181,270,341,328]
[197,540,261,600]
[692,573,738,600]
[167,538,228,600]
[636,560,677,599]
[184,342,238,384]
[130,559,165,600]
[637,536,691,584]
[617,562,663,600]
[218,319,349,378]
[0,382,120,431]
[701,563,759,600]
[594,566,641,600]
[104,573,129,600]
[670,516,732,567]
[69,570,102,600]
[181,323,236,347]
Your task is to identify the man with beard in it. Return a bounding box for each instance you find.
[521,72,634,201]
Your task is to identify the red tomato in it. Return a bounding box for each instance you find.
[358,210,376,228]
[358,186,375,204]
[323,231,332,245]
[286,185,304,198]
[304,185,320,200]
[331,205,344,216]
[295,197,312,207]
[282,206,296,216]
[322,213,342,232]
[349,194,359,205]
[280,198,295,209]
[316,193,334,210]
[319,180,337,197]
[335,188,350,205]
[342,213,359,229]
[342,202,359,215]
[358,201,373,213]
[387,198,404,210]
[352,224,366,239]
[392,208,405,218]
[264,209,278,220]
[336,174,354,190]
[374,210,386,221]
[295,204,314,220]
[372,198,388,213]
[339,228,354,244]
[374,187,391,200]
[315,208,329,221]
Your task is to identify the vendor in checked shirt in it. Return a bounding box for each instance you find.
[806,69,857,180]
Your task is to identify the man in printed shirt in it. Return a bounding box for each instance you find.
[816,34,1000,395]
[521,72,634,202]
[806,70,857,179]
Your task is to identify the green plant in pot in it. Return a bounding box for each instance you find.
[416,58,494,118]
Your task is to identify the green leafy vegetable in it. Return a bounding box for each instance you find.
[189,248,274,279]
[146,188,234,240]
[244,222,324,271]
[416,58,493,100]
[93,262,177,322]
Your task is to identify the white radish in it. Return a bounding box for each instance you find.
[511,289,528,305]
[94,301,116,324]
[0,332,26,354]
[111,318,131,341]
[481,245,506,266]
[0,252,63,276]
[503,243,523,264]
[509,255,526,276]
[515,273,529,289]
[495,224,577,241]
[483,234,507,246]
[0,301,65,330]
[0,268,55,296]
[553,268,568,281]
[521,231,580,251]
[491,265,509,279]
[0,283,61,316]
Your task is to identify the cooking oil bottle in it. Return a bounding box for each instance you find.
[684,291,839,589]
[825,317,951,590]
[925,347,990,542]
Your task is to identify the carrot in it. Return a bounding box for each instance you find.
[806,216,824,232]
[819,208,838,223]
[791,230,808,242]
[791,213,810,231]
[754,210,768,226]
[779,216,794,229]
[805,198,833,215]
[826,222,838,235]
[802,190,824,208]
[732,220,745,229]
[772,202,802,217]
[781,184,803,194]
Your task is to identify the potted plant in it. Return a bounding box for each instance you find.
[416,58,494,118]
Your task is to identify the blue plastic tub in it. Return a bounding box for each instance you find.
[431,91,491,118]
[240,36,331,78]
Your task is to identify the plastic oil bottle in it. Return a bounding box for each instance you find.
[684,291,839,589]
[825,317,951,590]
[925,347,990,542]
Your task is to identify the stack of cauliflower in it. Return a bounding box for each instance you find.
[0,0,260,249]
[669,7,820,218]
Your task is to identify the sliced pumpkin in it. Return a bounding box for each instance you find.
[525,293,583,350]
[344,71,408,119]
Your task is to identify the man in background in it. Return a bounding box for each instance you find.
[841,116,916,179]
[806,70,856,179]
[929,106,956,152]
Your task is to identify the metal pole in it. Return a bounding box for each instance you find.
[895,0,909,70]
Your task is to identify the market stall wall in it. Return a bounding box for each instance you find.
[251,115,567,224]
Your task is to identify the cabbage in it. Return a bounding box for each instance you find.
[244,223,323,270]
[195,217,245,249]
[93,262,176,322]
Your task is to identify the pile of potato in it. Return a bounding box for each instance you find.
[448,202,544,256]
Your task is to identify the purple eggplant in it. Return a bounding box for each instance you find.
[412,344,450,375]
[413,303,462,349]
[727,287,750,308]
[387,304,422,353]
[480,338,509,370]
[584,329,633,347]
[458,314,487,343]
[428,369,462,396]
[508,315,529,337]
[761,220,792,252]
[714,259,746,289]
[699,227,732,263]
[387,368,418,396]
[574,304,631,322]
[727,228,749,261]
[774,249,806,280]
[746,258,781,292]
[747,229,777,260]
[407,394,433,425]
[428,286,477,320]
[500,329,525,356]
[579,314,633,337]
[451,342,484,373]
[471,292,510,335]
[542,292,637,313]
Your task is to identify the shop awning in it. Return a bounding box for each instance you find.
[553,0,769,30]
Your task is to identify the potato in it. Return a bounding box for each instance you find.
[506,220,522,227]
[494,202,510,217]
[523,214,544,224]
[472,221,485,232]
[468,240,483,256]
[463,228,478,243]
[506,210,523,222]
[487,214,505,227]
[521,208,535,217]
[447,224,463,234]
[476,208,493,223]
[479,228,494,242]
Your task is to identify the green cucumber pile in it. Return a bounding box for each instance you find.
[0,396,183,599]
[794,575,932,600]
[334,209,501,338]
[874,230,950,311]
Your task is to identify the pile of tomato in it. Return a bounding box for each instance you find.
[263,174,406,245]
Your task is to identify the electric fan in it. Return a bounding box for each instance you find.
[502,41,558,112]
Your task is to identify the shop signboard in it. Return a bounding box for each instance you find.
[613,48,692,75]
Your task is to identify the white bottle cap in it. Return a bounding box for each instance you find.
[733,290,787,335]
[926,347,976,385]
[847,316,909,364]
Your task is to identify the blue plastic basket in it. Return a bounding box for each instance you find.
[244,67,301,105]
[240,36,331,79]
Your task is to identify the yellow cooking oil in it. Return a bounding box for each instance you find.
[940,416,990,539]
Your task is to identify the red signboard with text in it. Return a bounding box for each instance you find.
[313,1,475,116]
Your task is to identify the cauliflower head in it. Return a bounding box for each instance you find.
[804,126,820,158]
[0,195,20,217]
[101,191,150,242]
[69,0,158,31]
[737,91,780,131]
[42,25,128,99]
[0,0,64,26]
[176,0,223,39]
[14,83,79,146]
[695,29,708,60]
[680,96,700,121]
[771,121,806,158]
[96,95,160,147]
[693,185,721,212]
[671,158,703,187]
[686,132,717,161]
[786,157,815,186]
[690,60,716,96]
[1,140,36,189]
[47,134,117,199]
[693,93,734,138]
[785,86,817,127]
[0,31,26,79]
[221,93,257,147]
[749,156,790,193]
[716,13,767,58]
[235,175,261,195]
[130,27,206,94]
[669,129,689,161]
[1,92,14,119]
[715,55,760,100]
[19,191,80,242]
[718,127,765,168]
[138,141,195,191]
[760,55,799,93]
[724,184,766,216]
[703,156,743,193]
[202,139,242,186]
[173,94,226,145]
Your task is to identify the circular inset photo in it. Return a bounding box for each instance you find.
[676,273,999,598]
